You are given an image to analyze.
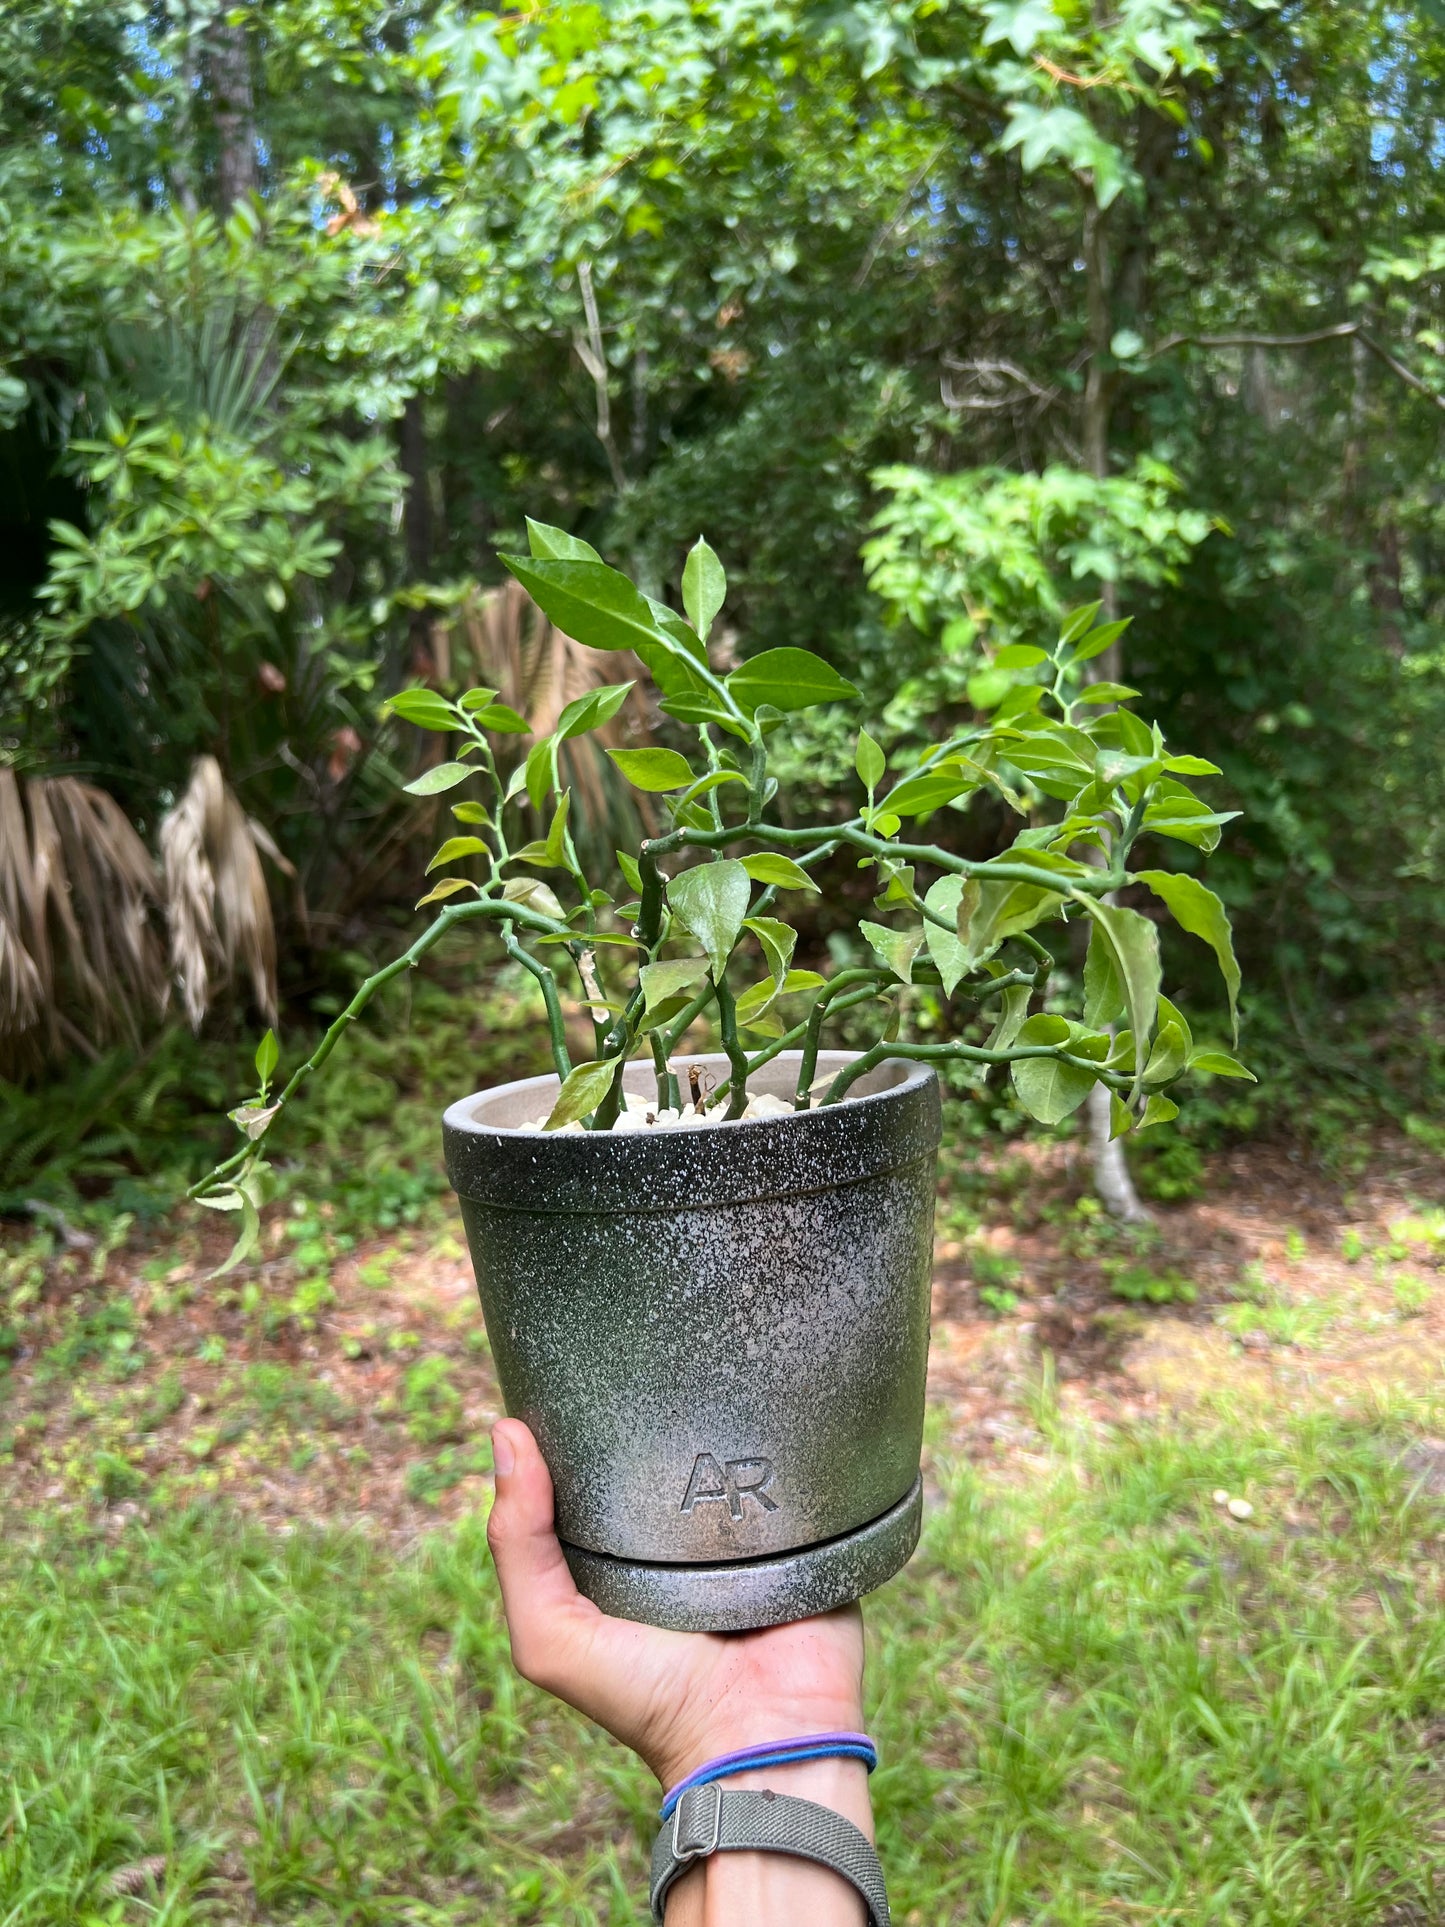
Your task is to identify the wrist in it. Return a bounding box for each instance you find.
[652,1700,866,1793]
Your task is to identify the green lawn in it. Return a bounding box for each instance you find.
[5,1400,1445,1925]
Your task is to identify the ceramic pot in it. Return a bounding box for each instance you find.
[442,1049,939,1631]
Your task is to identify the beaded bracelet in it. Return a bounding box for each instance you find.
[659,1732,877,1820]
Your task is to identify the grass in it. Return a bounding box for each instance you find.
[4,1404,1445,1925]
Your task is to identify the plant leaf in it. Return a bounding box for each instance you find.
[501,555,673,654]
[416,877,476,908]
[1109,1092,1135,1139]
[884,759,985,818]
[502,876,564,922]
[855,729,886,793]
[473,702,531,734]
[1136,870,1242,1042]
[1083,921,1125,1027]
[526,518,602,562]
[616,850,643,894]
[922,874,969,995]
[607,747,697,792]
[682,537,727,642]
[524,737,556,811]
[557,682,634,739]
[1138,1093,1180,1130]
[1187,1047,1255,1080]
[403,762,474,796]
[742,915,796,988]
[740,852,820,893]
[451,801,490,824]
[640,956,709,1013]
[254,1028,278,1085]
[458,687,499,712]
[388,688,459,731]
[1075,896,1161,1100]
[860,919,923,981]
[985,982,1032,1052]
[426,836,487,873]
[1011,1053,1095,1125]
[545,1058,620,1129]
[667,859,751,978]
[725,647,859,714]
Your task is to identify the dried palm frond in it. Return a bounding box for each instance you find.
[159,757,279,1031]
[449,581,656,845]
[0,768,168,1078]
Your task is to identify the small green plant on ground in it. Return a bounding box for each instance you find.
[1103,1259,1197,1305]
[194,533,1249,1263]
[1220,1261,1336,1349]
[1394,1272,1432,1318]
[402,1355,466,1445]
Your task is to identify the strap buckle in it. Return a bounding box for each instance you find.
[671,1783,723,1865]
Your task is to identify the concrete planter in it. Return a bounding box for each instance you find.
[442,1049,940,1631]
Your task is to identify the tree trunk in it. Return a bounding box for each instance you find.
[399,395,437,677]
[207,15,258,209]
[1081,190,1151,1224]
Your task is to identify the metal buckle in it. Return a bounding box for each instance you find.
[672,1783,723,1865]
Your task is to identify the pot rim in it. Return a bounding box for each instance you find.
[442,1050,942,1214]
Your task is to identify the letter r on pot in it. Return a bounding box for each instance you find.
[681,1453,778,1519]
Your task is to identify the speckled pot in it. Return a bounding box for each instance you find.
[442,1050,940,1632]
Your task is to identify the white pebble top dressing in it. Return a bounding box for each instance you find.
[518,1087,796,1133]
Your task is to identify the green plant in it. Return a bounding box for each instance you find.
[402,1356,465,1447]
[1105,1262,1197,1306]
[1394,1273,1431,1318]
[194,531,1249,1245]
[978,1286,1021,1318]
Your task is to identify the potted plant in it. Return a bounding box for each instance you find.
[195,522,1249,1631]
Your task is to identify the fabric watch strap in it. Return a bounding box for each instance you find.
[649,1783,890,1926]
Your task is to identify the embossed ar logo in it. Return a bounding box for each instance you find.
[680,1453,778,1519]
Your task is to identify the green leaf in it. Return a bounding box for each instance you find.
[502,876,565,922]
[855,729,886,794]
[1059,602,1104,645]
[743,916,797,987]
[545,1058,620,1129]
[922,874,969,996]
[524,737,556,812]
[1137,870,1242,1042]
[725,648,858,714]
[1075,897,1161,1099]
[388,688,460,731]
[1077,682,1140,705]
[1143,1020,1188,1086]
[403,762,474,796]
[501,555,674,654]
[982,0,1061,57]
[884,759,985,819]
[1138,1094,1180,1131]
[451,801,490,825]
[426,836,488,873]
[734,977,785,1027]
[1187,1048,1255,1080]
[416,877,476,908]
[1109,1092,1135,1139]
[994,643,1049,669]
[860,919,923,981]
[682,537,727,642]
[1083,922,1125,1027]
[640,957,709,1013]
[959,878,1062,969]
[608,747,697,792]
[616,851,643,894]
[525,518,602,562]
[557,682,634,739]
[985,982,1031,1052]
[667,859,751,978]
[1069,617,1131,664]
[474,702,532,734]
[254,1028,278,1086]
[516,792,572,868]
[740,852,820,894]
[1011,1053,1094,1124]
[966,668,1013,711]
[458,687,499,712]
[1162,754,1222,776]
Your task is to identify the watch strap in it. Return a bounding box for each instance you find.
[649,1783,890,1924]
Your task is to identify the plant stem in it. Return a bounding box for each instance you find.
[500,924,570,1083]
[650,1032,679,1111]
[188,894,565,1199]
[822,1039,1132,1106]
[795,969,893,1107]
[712,976,748,1119]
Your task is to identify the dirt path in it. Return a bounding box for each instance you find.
[2,1135,1442,1538]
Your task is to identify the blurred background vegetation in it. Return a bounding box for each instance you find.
[3,0,1444,1208]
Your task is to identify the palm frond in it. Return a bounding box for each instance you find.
[159,756,279,1031]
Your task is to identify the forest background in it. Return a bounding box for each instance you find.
[3,0,1445,1200]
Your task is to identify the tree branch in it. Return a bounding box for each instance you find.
[1145,320,1445,417]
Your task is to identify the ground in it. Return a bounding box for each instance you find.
[2,1120,1444,1924]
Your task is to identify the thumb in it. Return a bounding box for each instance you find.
[487,1419,597,1689]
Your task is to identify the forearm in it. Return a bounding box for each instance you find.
[662,1757,872,1927]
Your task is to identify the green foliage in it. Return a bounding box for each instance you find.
[194,551,1245,1218]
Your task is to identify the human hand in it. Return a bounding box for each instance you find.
[486,1417,866,1792]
